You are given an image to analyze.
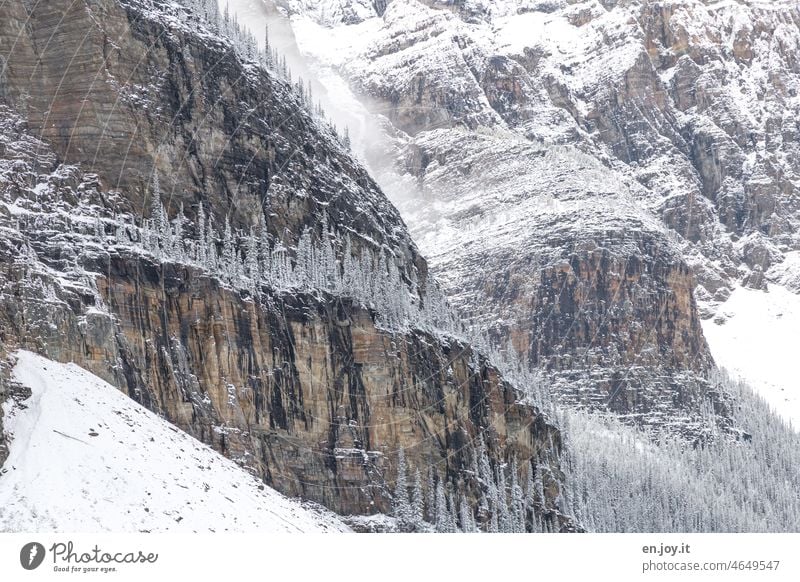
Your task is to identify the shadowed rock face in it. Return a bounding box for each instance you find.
[0,0,571,527]
[279,0,800,432]
[0,0,415,254]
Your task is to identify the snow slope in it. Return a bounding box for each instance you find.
[0,351,350,533]
[702,285,800,429]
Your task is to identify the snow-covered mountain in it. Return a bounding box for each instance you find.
[0,0,572,533]
[0,351,349,533]
[2,0,799,535]
[277,0,800,431]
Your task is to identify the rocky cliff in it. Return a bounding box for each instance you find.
[0,0,571,530]
[282,0,800,433]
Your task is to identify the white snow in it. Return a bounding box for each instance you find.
[494,11,583,56]
[0,351,350,533]
[767,251,800,294]
[702,285,800,429]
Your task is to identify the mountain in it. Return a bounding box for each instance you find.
[0,0,572,532]
[3,0,799,535]
[280,0,800,433]
[1,350,349,532]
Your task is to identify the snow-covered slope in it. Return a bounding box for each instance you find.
[0,351,350,533]
[702,285,800,429]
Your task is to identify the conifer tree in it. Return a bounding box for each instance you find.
[221,218,235,281]
[393,449,412,529]
[434,480,449,533]
[246,227,259,291]
[460,497,477,533]
[411,469,424,526]
[197,204,208,267]
[426,468,437,523]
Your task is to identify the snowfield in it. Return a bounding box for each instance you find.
[702,285,800,429]
[0,351,350,533]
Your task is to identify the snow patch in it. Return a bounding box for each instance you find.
[767,251,800,294]
[702,285,800,429]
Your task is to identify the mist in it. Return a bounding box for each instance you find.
[219,0,421,217]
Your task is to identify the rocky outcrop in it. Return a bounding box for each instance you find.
[0,1,571,529]
[395,129,720,433]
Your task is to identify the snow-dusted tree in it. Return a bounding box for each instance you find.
[459,497,477,533]
[294,227,314,289]
[343,126,351,151]
[245,227,259,292]
[341,235,357,292]
[197,204,208,267]
[172,202,186,261]
[510,458,526,532]
[434,480,449,533]
[445,489,458,533]
[496,466,512,533]
[488,500,499,533]
[393,449,412,529]
[271,241,290,289]
[263,25,272,67]
[411,469,424,526]
[148,172,169,259]
[476,435,496,499]
[222,2,230,33]
[258,226,271,285]
[114,222,129,246]
[426,468,437,523]
[221,218,236,281]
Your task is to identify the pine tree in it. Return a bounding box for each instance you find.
[246,227,259,292]
[207,0,220,31]
[149,171,168,259]
[445,489,458,533]
[197,204,208,267]
[173,202,186,261]
[341,235,356,292]
[343,126,351,150]
[459,498,477,533]
[426,468,437,523]
[258,226,271,285]
[263,24,272,67]
[295,227,314,289]
[411,469,424,526]
[221,218,235,282]
[477,435,496,498]
[525,462,536,510]
[393,449,412,530]
[496,466,511,533]
[488,499,499,533]
[510,458,526,532]
[434,480,448,533]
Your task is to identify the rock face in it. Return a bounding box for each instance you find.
[412,134,724,431]
[0,0,570,529]
[0,0,416,251]
[282,0,800,432]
